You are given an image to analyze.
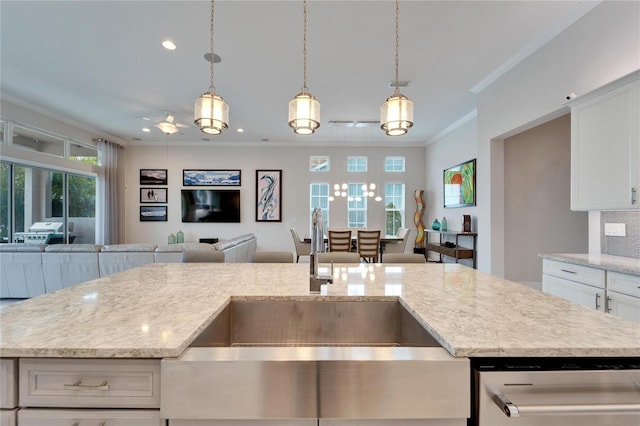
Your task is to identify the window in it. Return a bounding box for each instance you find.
[385,183,405,236]
[310,183,330,231]
[1,161,96,243]
[385,156,405,172]
[309,156,330,172]
[347,183,367,228]
[0,120,5,144]
[70,142,98,165]
[347,156,367,172]
[12,125,65,158]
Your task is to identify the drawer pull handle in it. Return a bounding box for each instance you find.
[494,393,640,417]
[560,269,577,274]
[63,380,110,391]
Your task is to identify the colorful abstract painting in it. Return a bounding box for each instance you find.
[444,159,476,208]
[256,170,282,222]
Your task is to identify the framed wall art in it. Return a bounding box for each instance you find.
[140,205,168,222]
[140,169,167,185]
[443,159,476,208]
[256,169,282,222]
[183,169,241,186]
[140,187,167,203]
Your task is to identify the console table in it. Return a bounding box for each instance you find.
[425,229,477,269]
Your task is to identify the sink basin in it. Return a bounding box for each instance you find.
[189,298,441,347]
[162,298,469,421]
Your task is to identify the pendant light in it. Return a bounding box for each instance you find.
[288,0,320,135]
[194,0,229,135]
[380,0,413,136]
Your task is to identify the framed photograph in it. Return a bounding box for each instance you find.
[256,169,282,222]
[309,155,330,171]
[444,159,476,208]
[140,205,167,222]
[140,187,167,203]
[140,169,167,185]
[183,169,241,186]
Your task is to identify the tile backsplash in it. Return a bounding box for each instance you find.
[601,211,640,259]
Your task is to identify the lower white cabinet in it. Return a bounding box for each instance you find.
[18,408,161,425]
[542,274,605,311]
[543,259,640,322]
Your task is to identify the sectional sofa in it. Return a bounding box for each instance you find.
[0,233,257,299]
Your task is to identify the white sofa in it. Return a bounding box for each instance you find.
[0,233,258,298]
[43,244,102,293]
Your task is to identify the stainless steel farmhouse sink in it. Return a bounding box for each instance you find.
[189,298,442,347]
[161,298,470,423]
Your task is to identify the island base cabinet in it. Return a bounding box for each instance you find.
[0,410,17,426]
[18,408,161,425]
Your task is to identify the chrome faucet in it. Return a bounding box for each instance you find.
[310,206,333,293]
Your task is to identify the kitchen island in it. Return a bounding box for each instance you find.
[1,263,638,425]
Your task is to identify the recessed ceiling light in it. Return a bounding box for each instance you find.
[162,40,177,50]
[142,128,151,133]
[237,128,244,133]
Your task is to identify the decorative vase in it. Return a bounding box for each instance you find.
[431,219,441,231]
[414,190,426,248]
[168,234,176,245]
[441,217,448,232]
[176,230,184,244]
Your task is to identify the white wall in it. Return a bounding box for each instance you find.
[124,144,426,252]
[424,116,478,267]
[476,1,640,274]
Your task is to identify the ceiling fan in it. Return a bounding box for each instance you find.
[151,112,189,135]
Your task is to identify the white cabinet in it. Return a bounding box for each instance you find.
[543,259,640,323]
[169,422,315,426]
[570,71,639,210]
[18,409,161,426]
[606,271,640,323]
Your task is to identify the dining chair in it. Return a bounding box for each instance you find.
[252,251,294,263]
[382,253,426,263]
[290,228,311,262]
[383,227,410,254]
[328,230,352,252]
[357,230,381,263]
[180,249,224,263]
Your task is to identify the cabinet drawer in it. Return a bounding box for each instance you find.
[542,259,605,287]
[0,409,17,426]
[19,359,160,408]
[0,359,17,409]
[608,271,640,298]
[18,408,161,425]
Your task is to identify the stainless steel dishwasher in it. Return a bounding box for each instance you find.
[474,358,640,426]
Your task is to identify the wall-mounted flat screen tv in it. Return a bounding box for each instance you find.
[181,189,241,223]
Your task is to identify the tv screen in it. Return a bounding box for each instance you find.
[181,189,241,223]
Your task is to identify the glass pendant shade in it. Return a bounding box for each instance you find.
[288,92,320,135]
[156,121,179,135]
[380,93,414,136]
[194,91,229,135]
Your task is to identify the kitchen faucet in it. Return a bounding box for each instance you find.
[310,206,333,293]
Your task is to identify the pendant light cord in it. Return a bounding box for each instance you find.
[209,0,215,93]
[302,0,308,93]
[394,0,400,95]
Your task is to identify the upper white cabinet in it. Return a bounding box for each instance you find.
[571,71,639,210]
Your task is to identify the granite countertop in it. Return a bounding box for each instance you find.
[541,253,640,276]
[1,263,638,359]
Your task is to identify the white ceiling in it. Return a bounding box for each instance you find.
[1,1,593,147]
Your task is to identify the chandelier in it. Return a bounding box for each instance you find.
[380,0,414,136]
[288,0,320,135]
[194,0,229,135]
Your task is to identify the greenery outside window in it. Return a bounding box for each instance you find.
[385,183,405,236]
